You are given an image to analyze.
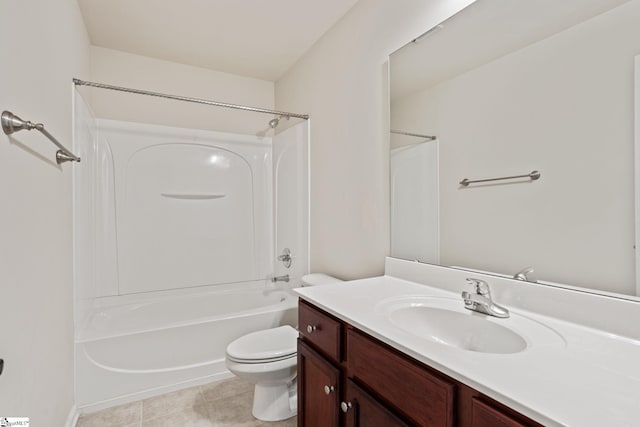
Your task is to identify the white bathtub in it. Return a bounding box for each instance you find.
[75,282,298,410]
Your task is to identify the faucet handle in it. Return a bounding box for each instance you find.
[466,278,490,296]
[277,248,293,268]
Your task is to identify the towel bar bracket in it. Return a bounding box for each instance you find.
[1,110,80,164]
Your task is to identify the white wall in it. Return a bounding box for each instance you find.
[87,46,276,135]
[391,1,640,294]
[275,0,475,279]
[0,0,90,425]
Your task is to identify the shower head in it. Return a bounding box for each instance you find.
[268,115,290,129]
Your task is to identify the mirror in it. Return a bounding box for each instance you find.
[389,0,640,300]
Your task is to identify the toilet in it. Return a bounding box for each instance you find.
[225,273,342,421]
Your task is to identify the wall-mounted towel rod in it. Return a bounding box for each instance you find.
[390,129,436,141]
[460,170,540,187]
[1,111,80,164]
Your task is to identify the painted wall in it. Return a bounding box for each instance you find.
[275,0,476,279]
[391,1,640,294]
[87,46,276,135]
[0,0,90,425]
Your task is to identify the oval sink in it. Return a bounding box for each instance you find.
[377,296,564,354]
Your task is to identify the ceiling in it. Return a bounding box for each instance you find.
[77,0,359,82]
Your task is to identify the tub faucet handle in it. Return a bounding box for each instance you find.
[277,248,292,268]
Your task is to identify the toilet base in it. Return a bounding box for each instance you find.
[252,377,297,421]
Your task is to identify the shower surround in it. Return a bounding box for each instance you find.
[72,91,309,411]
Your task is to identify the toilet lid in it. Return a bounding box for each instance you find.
[226,325,298,362]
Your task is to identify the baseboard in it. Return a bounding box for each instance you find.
[77,371,234,414]
[64,404,79,427]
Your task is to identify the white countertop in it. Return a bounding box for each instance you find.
[294,275,640,427]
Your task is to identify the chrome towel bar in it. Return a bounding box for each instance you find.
[1,111,80,164]
[460,170,540,187]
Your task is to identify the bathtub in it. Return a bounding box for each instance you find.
[75,281,298,410]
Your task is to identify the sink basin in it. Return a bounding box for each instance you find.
[376,296,564,354]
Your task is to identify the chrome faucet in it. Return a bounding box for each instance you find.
[271,274,290,283]
[461,278,509,318]
[513,267,537,282]
[277,248,292,268]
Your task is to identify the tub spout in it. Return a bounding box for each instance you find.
[271,275,290,283]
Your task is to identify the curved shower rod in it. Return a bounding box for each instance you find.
[1,111,80,164]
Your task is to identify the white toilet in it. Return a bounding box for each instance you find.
[225,273,342,421]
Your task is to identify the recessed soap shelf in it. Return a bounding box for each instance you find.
[160,193,226,200]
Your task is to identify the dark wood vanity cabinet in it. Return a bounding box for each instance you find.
[469,398,528,427]
[298,340,341,427]
[343,379,411,427]
[297,299,543,427]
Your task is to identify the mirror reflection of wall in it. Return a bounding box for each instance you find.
[390,0,640,298]
[391,140,439,264]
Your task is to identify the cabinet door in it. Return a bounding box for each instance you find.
[298,339,341,427]
[347,328,454,427]
[342,379,411,427]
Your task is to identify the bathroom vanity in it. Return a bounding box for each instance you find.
[295,258,640,427]
[297,299,541,427]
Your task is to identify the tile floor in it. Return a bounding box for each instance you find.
[76,378,297,427]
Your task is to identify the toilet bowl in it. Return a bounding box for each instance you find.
[225,273,342,421]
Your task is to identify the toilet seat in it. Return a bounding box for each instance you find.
[226,325,298,363]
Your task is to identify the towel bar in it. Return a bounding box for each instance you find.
[2,110,80,164]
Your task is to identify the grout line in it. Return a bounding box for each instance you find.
[198,384,215,424]
[195,384,212,424]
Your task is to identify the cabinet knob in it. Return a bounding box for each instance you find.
[324,385,335,395]
[306,325,317,333]
[341,401,352,413]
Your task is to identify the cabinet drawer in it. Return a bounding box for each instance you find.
[471,398,529,427]
[347,328,455,427]
[299,300,342,362]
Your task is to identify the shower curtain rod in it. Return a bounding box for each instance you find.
[72,79,310,120]
[390,129,436,141]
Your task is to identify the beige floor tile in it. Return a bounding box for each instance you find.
[200,377,253,402]
[142,404,213,427]
[276,417,297,427]
[76,401,142,427]
[204,390,263,426]
[75,379,294,427]
[142,385,205,420]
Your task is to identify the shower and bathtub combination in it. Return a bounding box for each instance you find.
[72,84,310,411]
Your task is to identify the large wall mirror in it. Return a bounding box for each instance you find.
[389,0,640,300]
